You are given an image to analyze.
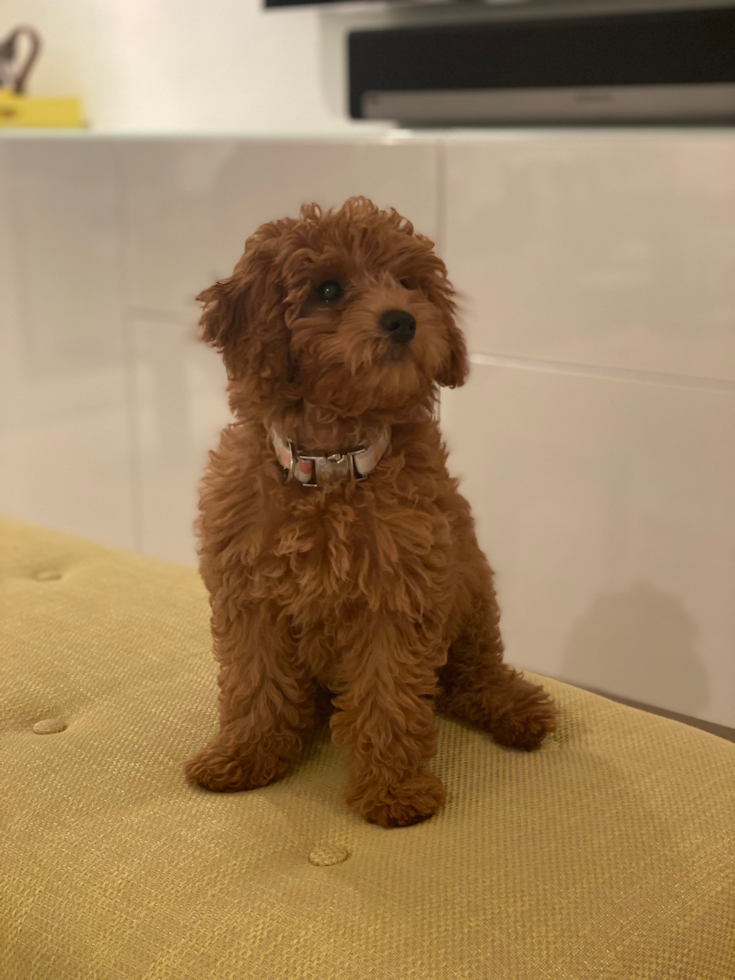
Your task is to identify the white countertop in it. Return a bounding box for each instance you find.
[2,126,734,142]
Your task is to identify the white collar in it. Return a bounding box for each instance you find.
[270,427,390,487]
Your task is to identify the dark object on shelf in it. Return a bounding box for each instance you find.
[0,25,42,94]
[349,5,735,126]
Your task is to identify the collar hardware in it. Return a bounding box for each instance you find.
[270,428,390,488]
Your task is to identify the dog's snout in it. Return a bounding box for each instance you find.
[379,309,416,345]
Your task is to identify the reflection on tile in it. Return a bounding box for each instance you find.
[122,139,439,313]
[131,318,230,566]
[0,142,136,550]
[445,136,735,381]
[441,362,735,728]
[0,400,135,550]
[4,141,125,377]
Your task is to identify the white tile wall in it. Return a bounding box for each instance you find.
[443,135,735,382]
[1,133,733,727]
[440,135,735,728]
[0,141,137,550]
[1,136,439,561]
[130,315,229,566]
[441,364,735,728]
[122,139,440,315]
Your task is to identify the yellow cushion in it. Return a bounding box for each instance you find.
[1,518,734,979]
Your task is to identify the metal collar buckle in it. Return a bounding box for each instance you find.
[283,441,368,487]
[270,427,390,488]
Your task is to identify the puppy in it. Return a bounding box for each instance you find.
[185,197,556,828]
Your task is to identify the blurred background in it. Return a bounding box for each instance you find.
[1,0,733,733]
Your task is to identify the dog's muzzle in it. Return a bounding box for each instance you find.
[270,428,391,488]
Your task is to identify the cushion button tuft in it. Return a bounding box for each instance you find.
[34,569,63,582]
[33,719,68,735]
[309,843,349,867]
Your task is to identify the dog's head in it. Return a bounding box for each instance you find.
[197,197,468,420]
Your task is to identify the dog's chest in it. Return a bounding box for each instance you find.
[246,493,453,620]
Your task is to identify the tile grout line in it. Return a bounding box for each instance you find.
[113,145,146,556]
[468,351,735,394]
[435,137,447,425]
[127,305,198,326]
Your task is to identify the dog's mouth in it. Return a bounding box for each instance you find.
[385,343,410,364]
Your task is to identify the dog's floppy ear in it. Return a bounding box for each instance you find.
[197,275,247,353]
[435,315,469,389]
[425,265,469,389]
[196,222,292,393]
[408,235,469,389]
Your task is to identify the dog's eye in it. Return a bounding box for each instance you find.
[399,278,413,290]
[316,280,343,303]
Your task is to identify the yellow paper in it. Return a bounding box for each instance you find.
[0,91,84,128]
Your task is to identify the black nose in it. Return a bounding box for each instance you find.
[379,309,416,345]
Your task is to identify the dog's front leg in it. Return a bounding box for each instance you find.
[330,621,447,828]
[185,600,317,792]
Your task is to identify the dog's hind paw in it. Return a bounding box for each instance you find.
[488,680,558,752]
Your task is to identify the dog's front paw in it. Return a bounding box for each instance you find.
[347,771,446,828]
[185,737,288,792]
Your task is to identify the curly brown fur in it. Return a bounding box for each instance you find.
[184,197,557,828]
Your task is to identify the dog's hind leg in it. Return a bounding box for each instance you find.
[185,601,318,792]
[437,583,557,751]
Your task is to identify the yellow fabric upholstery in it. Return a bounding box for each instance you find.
[2,518,734,980]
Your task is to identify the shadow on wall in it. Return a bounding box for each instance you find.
[559,583,708,718]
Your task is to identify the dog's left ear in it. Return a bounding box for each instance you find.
[436,315,469,389]
[429,273,469,389]
[411,239,469,389]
